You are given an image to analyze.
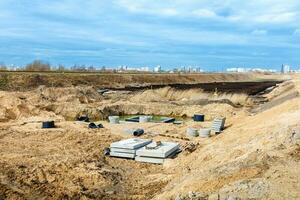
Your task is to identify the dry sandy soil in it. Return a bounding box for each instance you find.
[0,73,299,200]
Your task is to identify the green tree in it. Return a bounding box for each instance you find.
[25,60,51,71]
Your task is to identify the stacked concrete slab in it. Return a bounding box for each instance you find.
[211,117,226,133]
[110,138,152,158]
[135,141,180,164]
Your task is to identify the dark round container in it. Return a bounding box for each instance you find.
[88,123,104,129]
[42,121,55,128]
[193,114,205,122]
[88,122,98,129]
[133,129,144,136]
[104,148,110,156]
[77,115,89,122]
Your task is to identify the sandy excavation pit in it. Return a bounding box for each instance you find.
[0,73,300,200]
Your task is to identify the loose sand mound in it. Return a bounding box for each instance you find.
[0,86,103,122]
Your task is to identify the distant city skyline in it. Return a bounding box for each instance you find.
[0,1,300,69]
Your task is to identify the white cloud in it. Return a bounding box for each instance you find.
[116,0,300,25]
[251,29,268,35]
[160,8,178,16]
[254,12,297,23]
[192,9,216,18]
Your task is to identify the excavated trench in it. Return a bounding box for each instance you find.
[106,81,282,95]
[91,80,282,121]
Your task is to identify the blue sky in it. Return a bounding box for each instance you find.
[0,0,300,70]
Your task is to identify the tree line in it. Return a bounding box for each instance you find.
[0,60,109,72]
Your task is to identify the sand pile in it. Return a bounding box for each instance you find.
[0,86,104,122]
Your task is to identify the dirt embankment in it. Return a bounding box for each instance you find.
[0,72,282,91]
[0,74,299,200]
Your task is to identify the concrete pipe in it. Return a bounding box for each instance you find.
[187,128,198,137]
[108,116,120,124]
[199,128,211,138]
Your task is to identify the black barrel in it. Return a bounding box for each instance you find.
[193,114,205,122]
[42,121,55,128]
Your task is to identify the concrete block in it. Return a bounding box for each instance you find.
[135,156,165,164]
[136,142,179,158]
[110,138,152,150]
[110,147,136,154]
[110,151,135,159]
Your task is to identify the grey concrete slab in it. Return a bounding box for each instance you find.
[110,151,135,159]
[110,138,152,150]
[136,142,179,158]
[110,147,136,154]
[135,156,165,164]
